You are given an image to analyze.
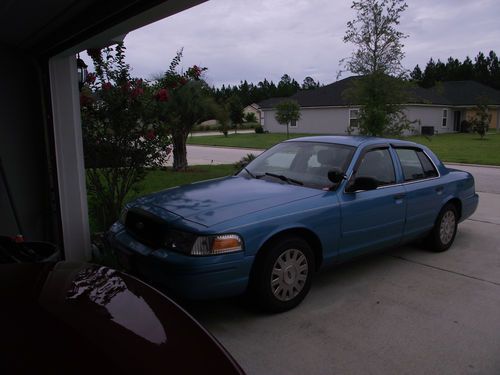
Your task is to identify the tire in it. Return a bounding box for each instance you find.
[427,203,458,252]
[250,236,314,313]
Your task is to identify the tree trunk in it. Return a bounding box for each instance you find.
[172,132,188,171]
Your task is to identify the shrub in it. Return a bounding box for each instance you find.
[460,120,472,133]
[233,153,257,171]
[244,112,258,123]
[471,103,491,139]
[255,125,264,134]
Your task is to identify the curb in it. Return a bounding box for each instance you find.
[187,144,265,152]
[445,162,500,169]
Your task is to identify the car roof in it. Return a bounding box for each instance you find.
[286,135,420,148]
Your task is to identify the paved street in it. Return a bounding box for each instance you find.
[184,145,263,165]
[178,147,500,375]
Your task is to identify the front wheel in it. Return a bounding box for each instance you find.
[251,237,314,313]
[427,203,458,252]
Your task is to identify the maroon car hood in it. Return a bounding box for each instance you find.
[0,262,242,374]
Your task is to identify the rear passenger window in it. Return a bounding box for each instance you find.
[356,148,396,186]
[396,148,438,181]
[416,151,439,178]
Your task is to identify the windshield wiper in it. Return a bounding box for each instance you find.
[243,167,257,179]
[264,172,303,186]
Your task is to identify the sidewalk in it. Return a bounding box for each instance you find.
[189,129,255,137]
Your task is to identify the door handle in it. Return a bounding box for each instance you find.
[435,186,444,195]
[394,193,406,200]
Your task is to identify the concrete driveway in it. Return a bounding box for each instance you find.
[179,152,500,375]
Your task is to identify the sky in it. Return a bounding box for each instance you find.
[85,0,500,87]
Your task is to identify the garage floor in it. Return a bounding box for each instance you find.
[184,167,500,375]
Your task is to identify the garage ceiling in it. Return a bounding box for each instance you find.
[0,0,205,56]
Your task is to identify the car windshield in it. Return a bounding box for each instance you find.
[238,141,355,190]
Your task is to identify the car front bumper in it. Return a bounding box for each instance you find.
[107,223,254,300]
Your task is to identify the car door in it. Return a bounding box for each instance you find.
[338,146,406,258]
[393,147,442,241]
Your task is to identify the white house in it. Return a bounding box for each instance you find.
[259,77,500,135]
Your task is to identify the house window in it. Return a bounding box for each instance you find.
[290,119,298,128]
[349,109,359,128]
[442,109,448,127]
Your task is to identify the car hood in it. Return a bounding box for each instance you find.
[135,176,323,227]
[0,262,242,374]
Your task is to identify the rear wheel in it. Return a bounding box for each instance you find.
[251,236,314,313]
[427,203,458,252]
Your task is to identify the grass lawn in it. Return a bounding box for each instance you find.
[403,133,500,165]
[188,132,500,166]
[130,164,235,198]
[187,132,316,149]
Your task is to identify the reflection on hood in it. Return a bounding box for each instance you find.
[66,266,167,345]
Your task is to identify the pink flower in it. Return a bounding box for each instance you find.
[80,93,93,107]
[145,130,156,140]
[131,87,144,99]
[168,80,179,89]
[85,73,96,85]
[102,82,112,91]
[121,81,131,93]
[154,88,169,102]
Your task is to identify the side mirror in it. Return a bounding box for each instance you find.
[346,176,378,193]
[327,168,345,184]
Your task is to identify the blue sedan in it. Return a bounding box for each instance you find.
[108,136,479,312]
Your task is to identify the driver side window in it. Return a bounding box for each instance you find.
[356,148,396,187]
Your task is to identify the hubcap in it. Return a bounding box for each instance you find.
[271,248,308,302]
[439,210,456,244]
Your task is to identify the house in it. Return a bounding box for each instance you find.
[258,77,500,135]
[243,103,261,122]
[0,0,207,261]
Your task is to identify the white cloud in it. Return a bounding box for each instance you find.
[87,0,500,87]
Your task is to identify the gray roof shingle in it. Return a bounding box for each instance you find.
[258,77,500,109]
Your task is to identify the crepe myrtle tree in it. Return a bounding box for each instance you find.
[275,99,301,138]
[81,43,170,231]
[153,49,214,170]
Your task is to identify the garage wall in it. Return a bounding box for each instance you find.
[0,47,53,241]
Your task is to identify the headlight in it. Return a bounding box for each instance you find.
[167,232,243,256]
[191,234,243,256]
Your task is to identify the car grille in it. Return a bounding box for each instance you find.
[124,208,168,249]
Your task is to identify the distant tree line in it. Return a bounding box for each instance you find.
[209,74,321,107]
[410,51,500,89]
